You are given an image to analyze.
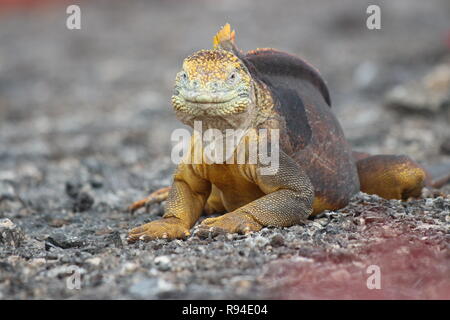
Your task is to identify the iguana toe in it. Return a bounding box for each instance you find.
[127,217,190,242]
[197,212,263,237]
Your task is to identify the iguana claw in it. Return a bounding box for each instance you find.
[127,217,190,242]
[196,212,263,237]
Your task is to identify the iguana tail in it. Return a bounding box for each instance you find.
[424,162,450,188]
[352,151,450,200]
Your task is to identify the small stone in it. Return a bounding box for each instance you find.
[121,262,139,273]
[230,277,253,292]
[316,217,330,226]
[48,219,71,228]
[270,234,285,247]
[73,192,94,212]
[95,227,113,235]
[65,182,81,199]
[6,255,21,265]
[0,180,15,198]
[154,255,171,271]
[0,218,14,229]
[157,278,176,293]
[46,232,84,249]
[246,235,269,248]
[353,61,379,89]
[364,216,383,224]
[105,231,123,248]
[0,181,22,213]
[89,175,104,189]
[17,163,43,180]
[425,198,434,207]
[311,221,323,229]
[129,278,158,298]
[86,257,101,266]
[46,265,86,278]
[29,258,46,267]
[330,269,352,282]
[0,218,25,248]
[385,63,450,114]
[129,277,177,297]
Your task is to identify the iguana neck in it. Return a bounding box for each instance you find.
[187,80,277,164]
[253,79,275,128]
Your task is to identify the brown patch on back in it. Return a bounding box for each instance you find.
[271,86,312,150]
[243,48,359,211]
[244,48,331,106]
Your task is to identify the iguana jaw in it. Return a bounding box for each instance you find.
[171,90,251,116]
[171,89,257,133]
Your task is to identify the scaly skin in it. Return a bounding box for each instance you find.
[128,24,429,242]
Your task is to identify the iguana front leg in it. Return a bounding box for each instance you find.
[198,151,314,236]
[128,164,211,242]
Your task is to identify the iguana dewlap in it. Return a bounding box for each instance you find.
[128,24,443,242]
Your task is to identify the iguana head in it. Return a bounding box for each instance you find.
[171,24,264,131]
[171,49,253,118]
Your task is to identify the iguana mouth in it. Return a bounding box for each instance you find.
[171,93,250,116]
[183,97,237,105]
[177,89,241,104]
[183,92,251,105]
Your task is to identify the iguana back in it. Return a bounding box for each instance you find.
[244,49,360,212]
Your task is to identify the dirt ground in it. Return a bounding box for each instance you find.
[0,0,449,299]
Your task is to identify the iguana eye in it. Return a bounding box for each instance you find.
[180,71,188,81]
[227,72,238,84]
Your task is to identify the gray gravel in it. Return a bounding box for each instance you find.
[0,0,449,299]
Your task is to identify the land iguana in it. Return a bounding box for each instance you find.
[128,24,450,242]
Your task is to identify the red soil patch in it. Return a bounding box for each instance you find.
[266,210,449,299]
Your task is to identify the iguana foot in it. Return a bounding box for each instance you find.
[196,212,263,237]
[128,186,171,214]
[127,217,190,242]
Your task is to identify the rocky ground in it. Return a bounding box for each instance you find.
[0,0,449,299]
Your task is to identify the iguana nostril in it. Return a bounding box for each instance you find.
[210,81,220,91]
[191,80,199,88]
